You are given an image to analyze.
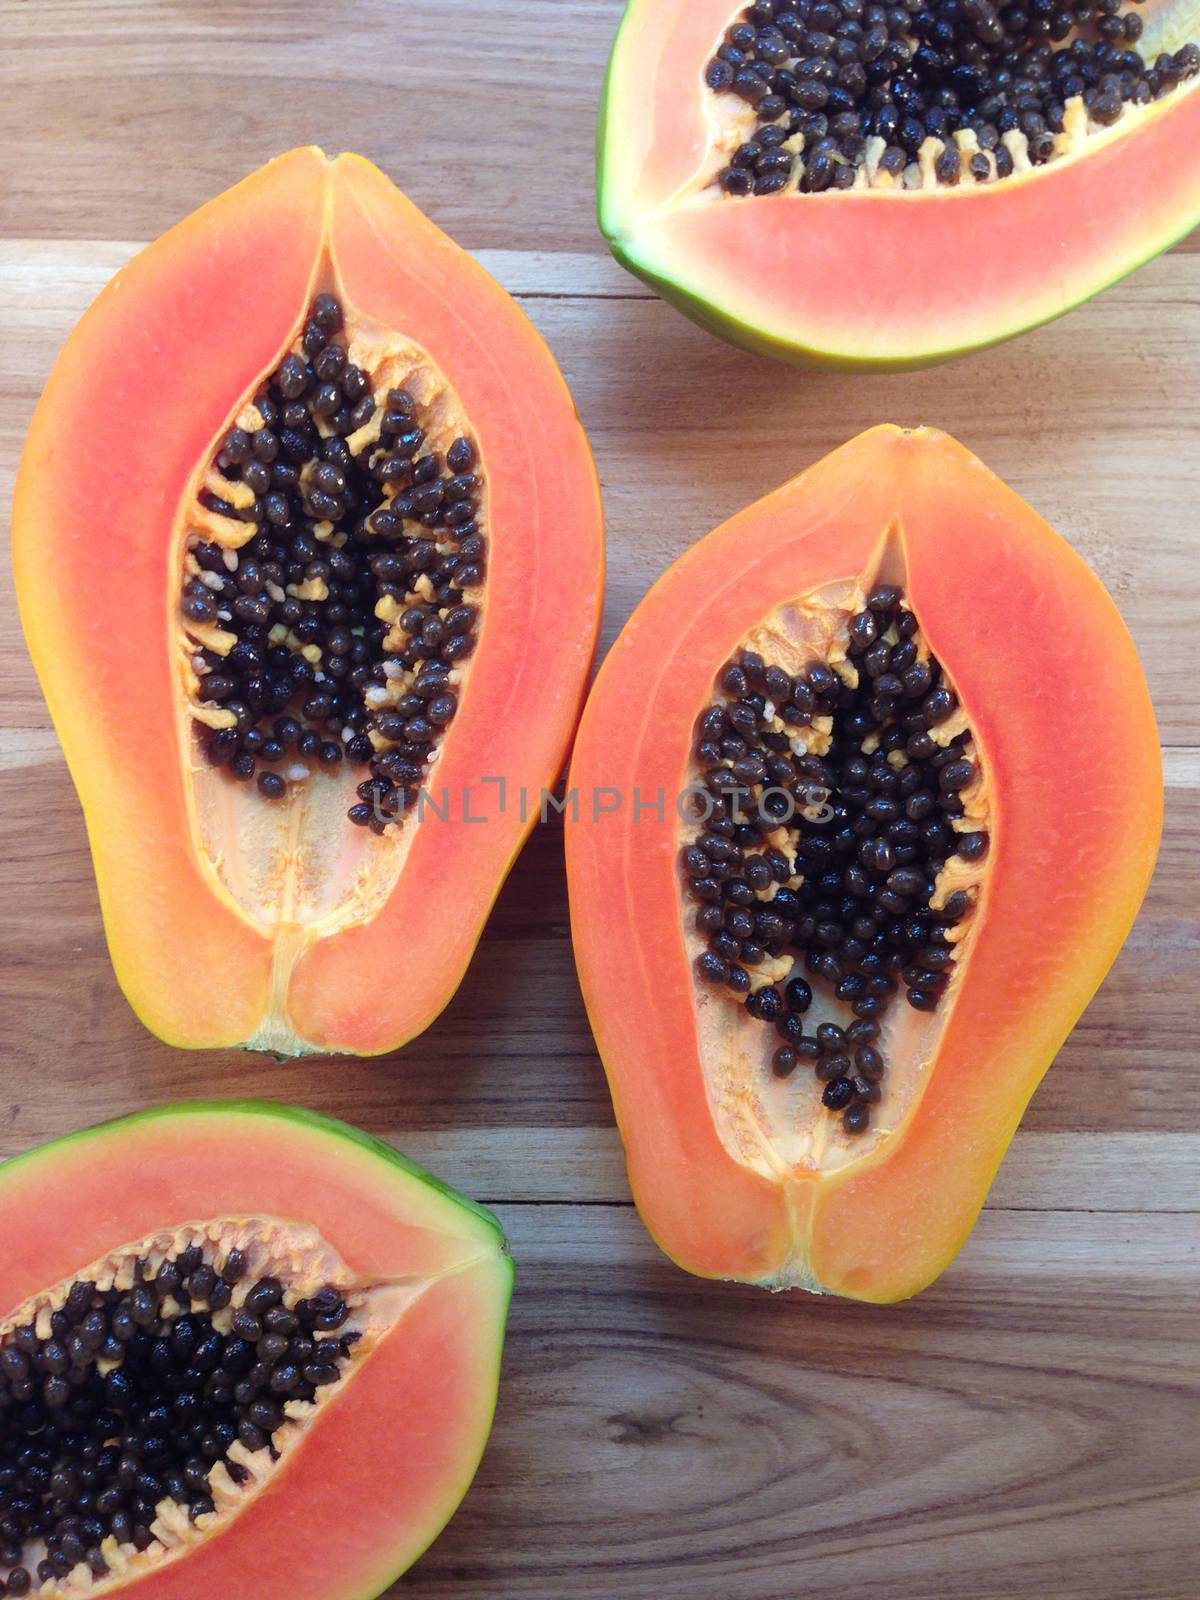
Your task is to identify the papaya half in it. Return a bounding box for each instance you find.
[598,0,1200,367]
[0,1101,512,1597]
[565,426,1161,1303]
[13,148,603,1057]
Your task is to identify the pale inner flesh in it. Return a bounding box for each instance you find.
[0,1217,425,1599]
[686,2,1200,200]
[174,299,487,946]
[681,570,990,1182]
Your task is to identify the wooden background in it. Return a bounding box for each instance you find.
[1,4,1197,1596]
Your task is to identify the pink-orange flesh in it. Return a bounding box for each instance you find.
[599,0,1200,365]
[14,150,603,1054]
[0,1104,513,1598]
[566,426,1161,1300]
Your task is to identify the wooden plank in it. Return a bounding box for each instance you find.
[1,7,1197,1597]
[0,0,1196,257]
[0,240,644,303]
[7,1116,1198,1210]
[0,757,1196,1140]
[2,247,1199,739]
[0,0,626,252]
[267,1127,1200,1211]
[393,1203,1199,1600]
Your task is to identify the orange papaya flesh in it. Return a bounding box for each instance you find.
[0,1102,512,1598]
[565,426,1161,1302]
[14,149,603,1056]
[598,0,1200,367]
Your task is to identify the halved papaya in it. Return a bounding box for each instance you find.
[14,148,603,1056]
[0,1101,511,1597]
[565,426,1161,1302]
[598,0,1200,367]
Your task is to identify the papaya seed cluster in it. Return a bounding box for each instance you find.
[180,293,484,831]
[707,0,1199,194]
[0,1245,357,1594]
[686,585,987,1138]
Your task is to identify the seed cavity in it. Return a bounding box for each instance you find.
[0,1222,368,1595]
[685,585,988,1140]
[179,292,484,834]
[705,0,1199,195]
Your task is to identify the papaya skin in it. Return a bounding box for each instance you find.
[0,1101,513,1599]
[565,426,1162,1303]
[598,0,1200,369]
[14,149,603,1056]
[13,148,324,1049]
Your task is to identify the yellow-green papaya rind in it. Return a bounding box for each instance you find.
[598,0,1200,368]
[0,1101,513,1600]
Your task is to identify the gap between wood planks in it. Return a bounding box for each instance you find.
[0,1115,1191,1212]
[0,242,647,300]
[3,240,1199,303]
[341,1129,1200,1213]
[489,1200,1198,1288]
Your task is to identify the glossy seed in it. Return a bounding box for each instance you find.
[907,987,940,1011]
[816,1053,852,1083]
[696,951,729,985]
[855,1046,885,1081]
[843,1104,871,1135]
[785,977,813,1013]
[816,1022,847,1054]
[822,1077,856,1111]
[772,1046,798,1077]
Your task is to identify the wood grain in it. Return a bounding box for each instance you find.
[406,1203,1200,1600]
[0,748,1196,1142]
[1,3,1198,1596]
[3,245,1200,738]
